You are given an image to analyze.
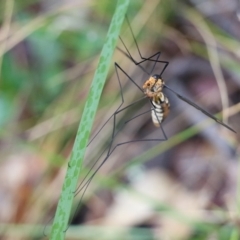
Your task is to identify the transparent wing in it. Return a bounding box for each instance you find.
[164,84,236,133]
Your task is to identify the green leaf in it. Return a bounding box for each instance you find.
[49,0,129,239]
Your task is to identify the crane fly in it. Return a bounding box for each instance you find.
[71,15,236,230]
[45,16,236,237]
[117,16,236,134]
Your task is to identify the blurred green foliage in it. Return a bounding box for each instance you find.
[0,0,239,239]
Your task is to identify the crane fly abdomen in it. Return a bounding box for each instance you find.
[143,75,170,127]
[151,93,170,127]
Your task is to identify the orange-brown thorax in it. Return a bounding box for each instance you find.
[142,75,169,127]
[142,75,165,98]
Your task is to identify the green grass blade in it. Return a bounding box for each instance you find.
[49,1,129,239]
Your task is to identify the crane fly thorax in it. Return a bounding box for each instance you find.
[142,75,165,98]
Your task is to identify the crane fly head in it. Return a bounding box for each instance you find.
[142,74,165,97]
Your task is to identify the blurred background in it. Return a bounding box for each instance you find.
[0,0,240,239]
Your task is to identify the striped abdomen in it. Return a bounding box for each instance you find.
[151,92,170,127]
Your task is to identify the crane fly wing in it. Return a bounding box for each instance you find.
[164,85,236,133]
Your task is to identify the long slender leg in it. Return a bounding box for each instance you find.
[117,45,169,78]
[71,105,168,214]
[74,103,167,196]
[85,62,170,181]
[72,64,169,194]
[119,17,169,77]
[66,61,169,228]
[68,106,168,228]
